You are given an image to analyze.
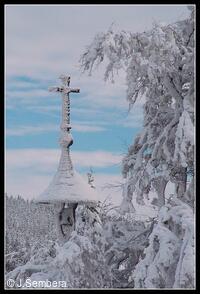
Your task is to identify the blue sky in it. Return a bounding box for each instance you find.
[5,4,190,203]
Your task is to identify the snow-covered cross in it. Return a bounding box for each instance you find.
[49,75,80,130]
[49,75,80,150]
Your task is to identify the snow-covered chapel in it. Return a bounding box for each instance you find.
[36,75,98,241]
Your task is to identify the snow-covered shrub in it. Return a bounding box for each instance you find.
[131,198,195,288]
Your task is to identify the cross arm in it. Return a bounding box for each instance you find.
[69,88,80,93]
[48,86,62,93]
[48,86,80,94]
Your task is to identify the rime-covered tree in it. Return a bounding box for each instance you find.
[80,5,195,288]
[80,6,194,209]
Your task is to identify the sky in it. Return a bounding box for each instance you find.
[5,4,190,205]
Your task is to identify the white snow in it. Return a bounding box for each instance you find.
[36,170,99,205]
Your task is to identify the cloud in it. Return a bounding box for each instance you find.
[6,89,50,101]
[6,148,123,172]
[6,149,59,173]
[72,151,122,168]
[6,5,189,109]
[73,124,106,132]
[6,6,148,131]
[5,148,123,202]
[6,121,106,136]
[5,70,144,133]
[6,5,189,79]
[6,72,128,111]
[24,105,60,118]
[6,124,58,136]
[7,80,40,90]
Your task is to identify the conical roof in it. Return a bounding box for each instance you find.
[36,169,98,205]
[35,147,98,205]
